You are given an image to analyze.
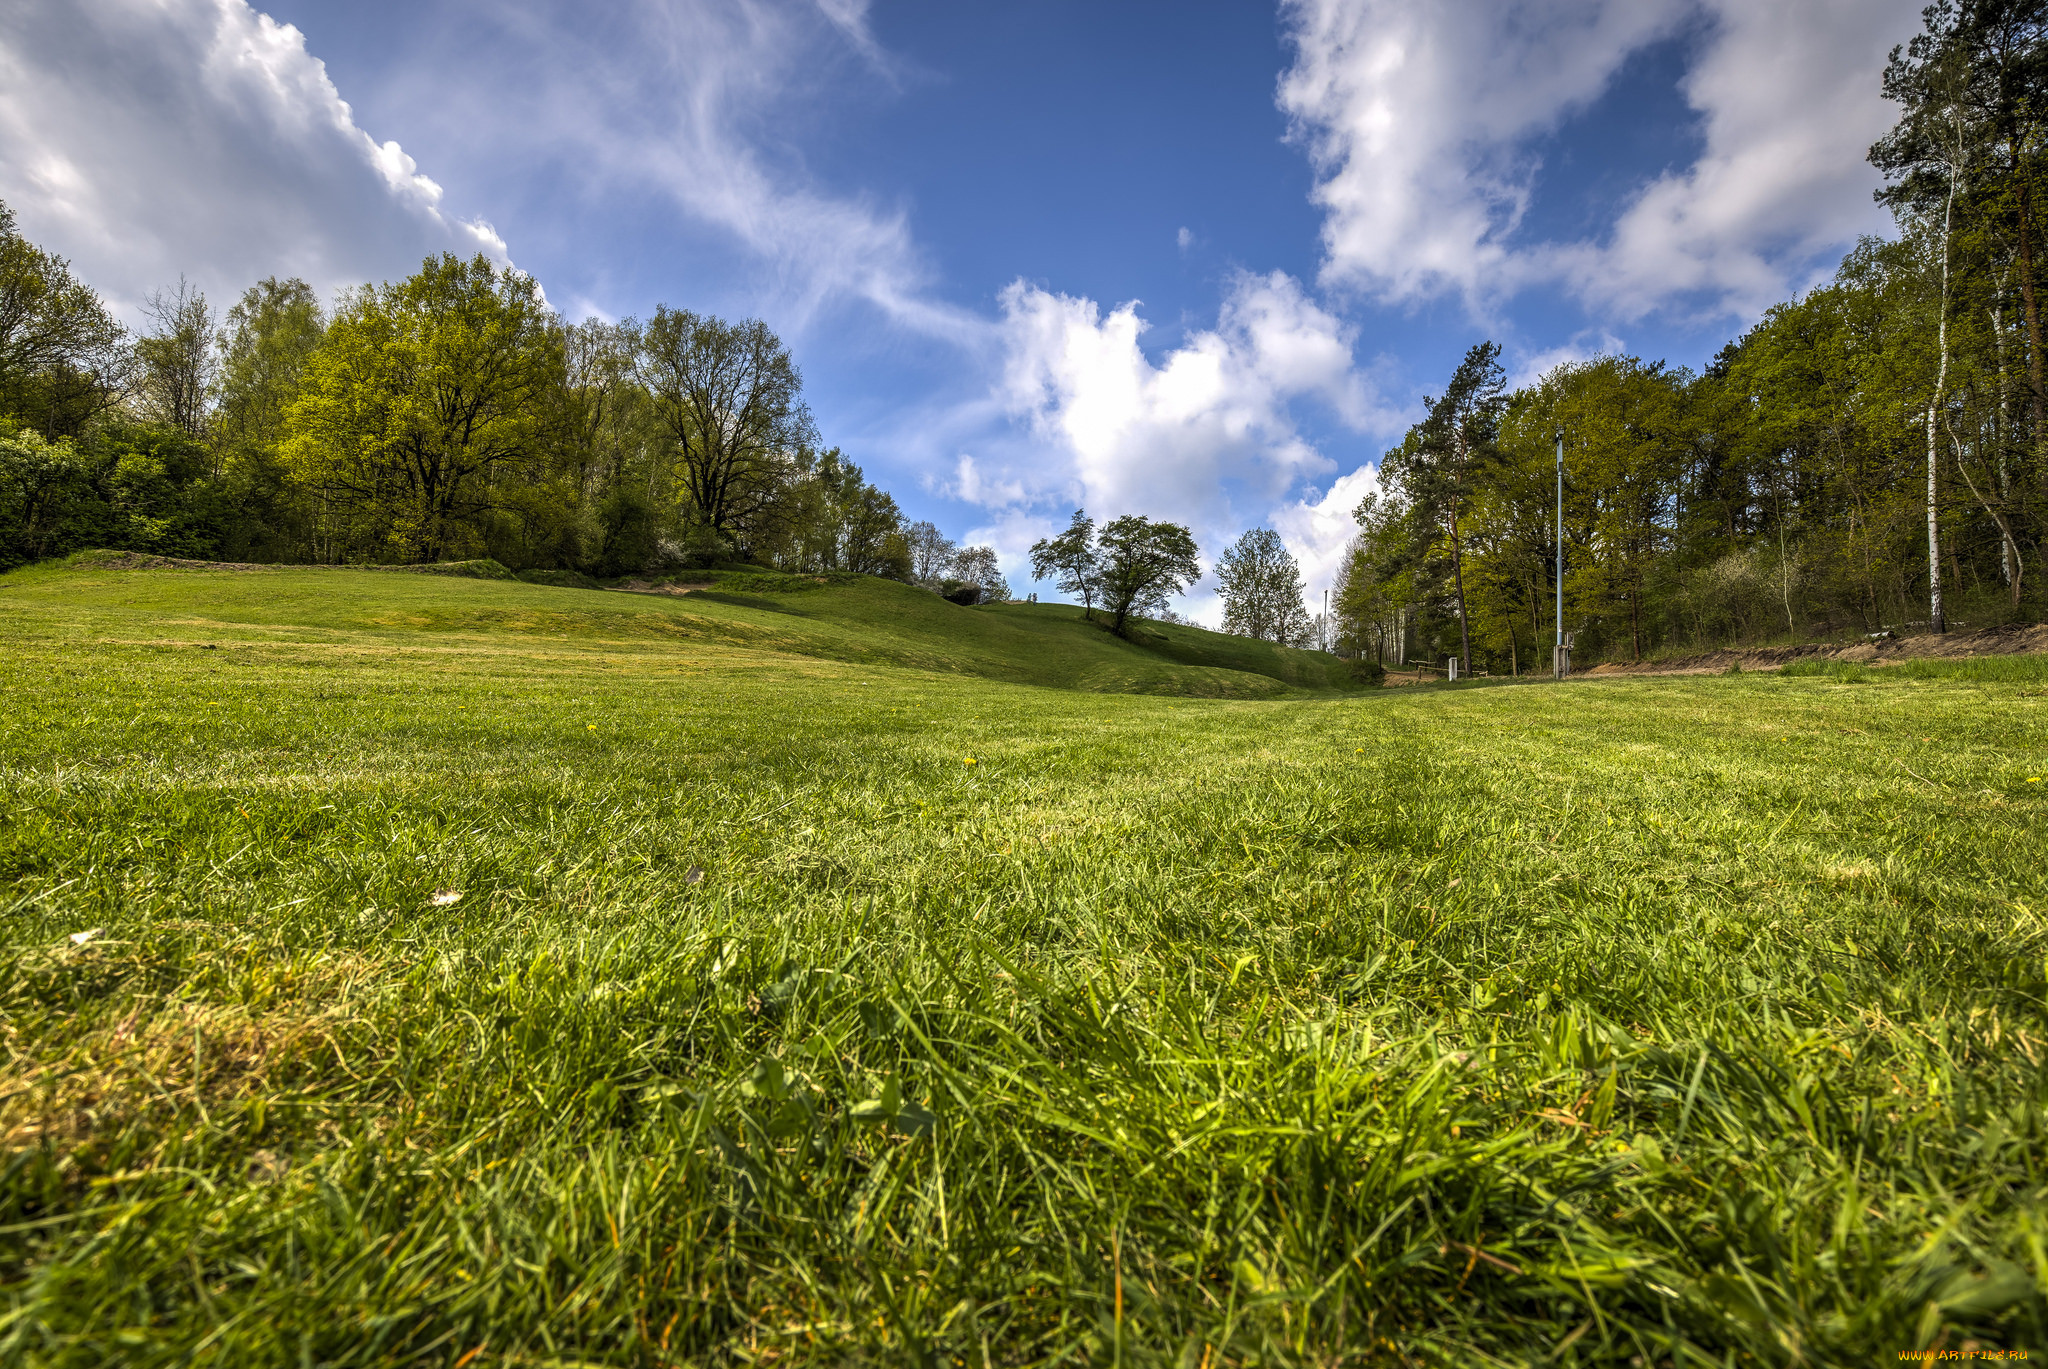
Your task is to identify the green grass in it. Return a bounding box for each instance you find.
[4,558,1361,698]
[1,563,2046,1366]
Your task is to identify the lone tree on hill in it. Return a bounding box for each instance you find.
[1029,509,1101,617]
[1094,514,1200,637]
[952,544,1011,602]
[1218,526,1311,644]
[1382,340,1506,675]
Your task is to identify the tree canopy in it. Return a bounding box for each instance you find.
[1217,527,1311,644]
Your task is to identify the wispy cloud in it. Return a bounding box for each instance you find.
[372,0,981,342]
[934,269,1400,603]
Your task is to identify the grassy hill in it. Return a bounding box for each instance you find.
[1,554,2044,1362]
[0,554,1363,698]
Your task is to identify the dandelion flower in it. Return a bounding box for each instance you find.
[587,724,597,731]
[964,757,977,765]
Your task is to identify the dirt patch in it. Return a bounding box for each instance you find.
[612,580,710,595]
[1585,621,2048,676]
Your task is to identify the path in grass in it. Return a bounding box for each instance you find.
[1,567,2046,1364]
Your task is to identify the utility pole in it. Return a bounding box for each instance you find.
[1322,588,1329,653]
[1554,429,1569,680]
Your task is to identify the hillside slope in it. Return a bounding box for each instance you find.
[0,557,1365,697]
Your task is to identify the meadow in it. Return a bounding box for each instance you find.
[1,560,2046,1366]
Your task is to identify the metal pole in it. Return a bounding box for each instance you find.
[1554,429,1566,679]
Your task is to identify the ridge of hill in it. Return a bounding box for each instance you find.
[0,554,1366,698]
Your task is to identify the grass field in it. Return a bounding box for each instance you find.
[2,561,2046,1366]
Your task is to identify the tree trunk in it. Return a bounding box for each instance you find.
[1629,580,1641,662]
[1950,424,2025,608]
[1449,514,1471,675]
[2016,171,2048,501]
[1928,136,1958,634]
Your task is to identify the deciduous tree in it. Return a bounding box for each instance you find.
[1095,515,1200,637]
[283,254,562,562]
[1217,527,1311,643]
[1030,509,1100,617]
[640,308,814,550]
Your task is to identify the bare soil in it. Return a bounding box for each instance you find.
[1580,621,2048,676]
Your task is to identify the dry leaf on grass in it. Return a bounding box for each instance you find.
[683,866,705,885]
[429,890,463,907]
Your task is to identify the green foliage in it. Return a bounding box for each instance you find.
[0,423,234,570]
[1029,509,1100,615]
[640,306,814,548]
[1218,526,1312,644]
[0,200,128,437]
[0,430,97,569]
[0,217,990,603]
[1094,513,1202,637]
[0,561,2041,1360]
[132,279,215,438]
[283,254,564,563]
[1380,341,1508,670]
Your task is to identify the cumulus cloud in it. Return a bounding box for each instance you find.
[1270,464,1383,608]
[0,0,507,316]
[1278,0,1921,320]
[995,270,1382,526]
[941,269,1398,611]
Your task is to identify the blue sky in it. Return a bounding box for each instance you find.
[0,0,1922,615]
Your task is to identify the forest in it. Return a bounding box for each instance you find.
[0,217,1008,602]
[1333,2,2048,670]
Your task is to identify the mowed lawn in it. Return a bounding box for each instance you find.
[2,568,2047,1366]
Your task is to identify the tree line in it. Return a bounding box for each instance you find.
[1335,0,2048,673]
[0,221,1013,600]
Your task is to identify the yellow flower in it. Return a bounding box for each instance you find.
[2030,777,2042,783]
[587,724,597,731]
[964,757,977,765]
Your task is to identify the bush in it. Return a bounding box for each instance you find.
[384,559,518,581]
[1349,658,1387,686]
[516,568,603,590]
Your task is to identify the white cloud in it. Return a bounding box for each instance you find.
[1504,330,1629,391]
[0,0,508,317]
[1278,0,1921,321]
[951,269,1399,612]
[938,454,1029,511]
[1565,0,1921,319]
[374,0,979,342]
[994,270,1383,526]
[1270,464,1382,609]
